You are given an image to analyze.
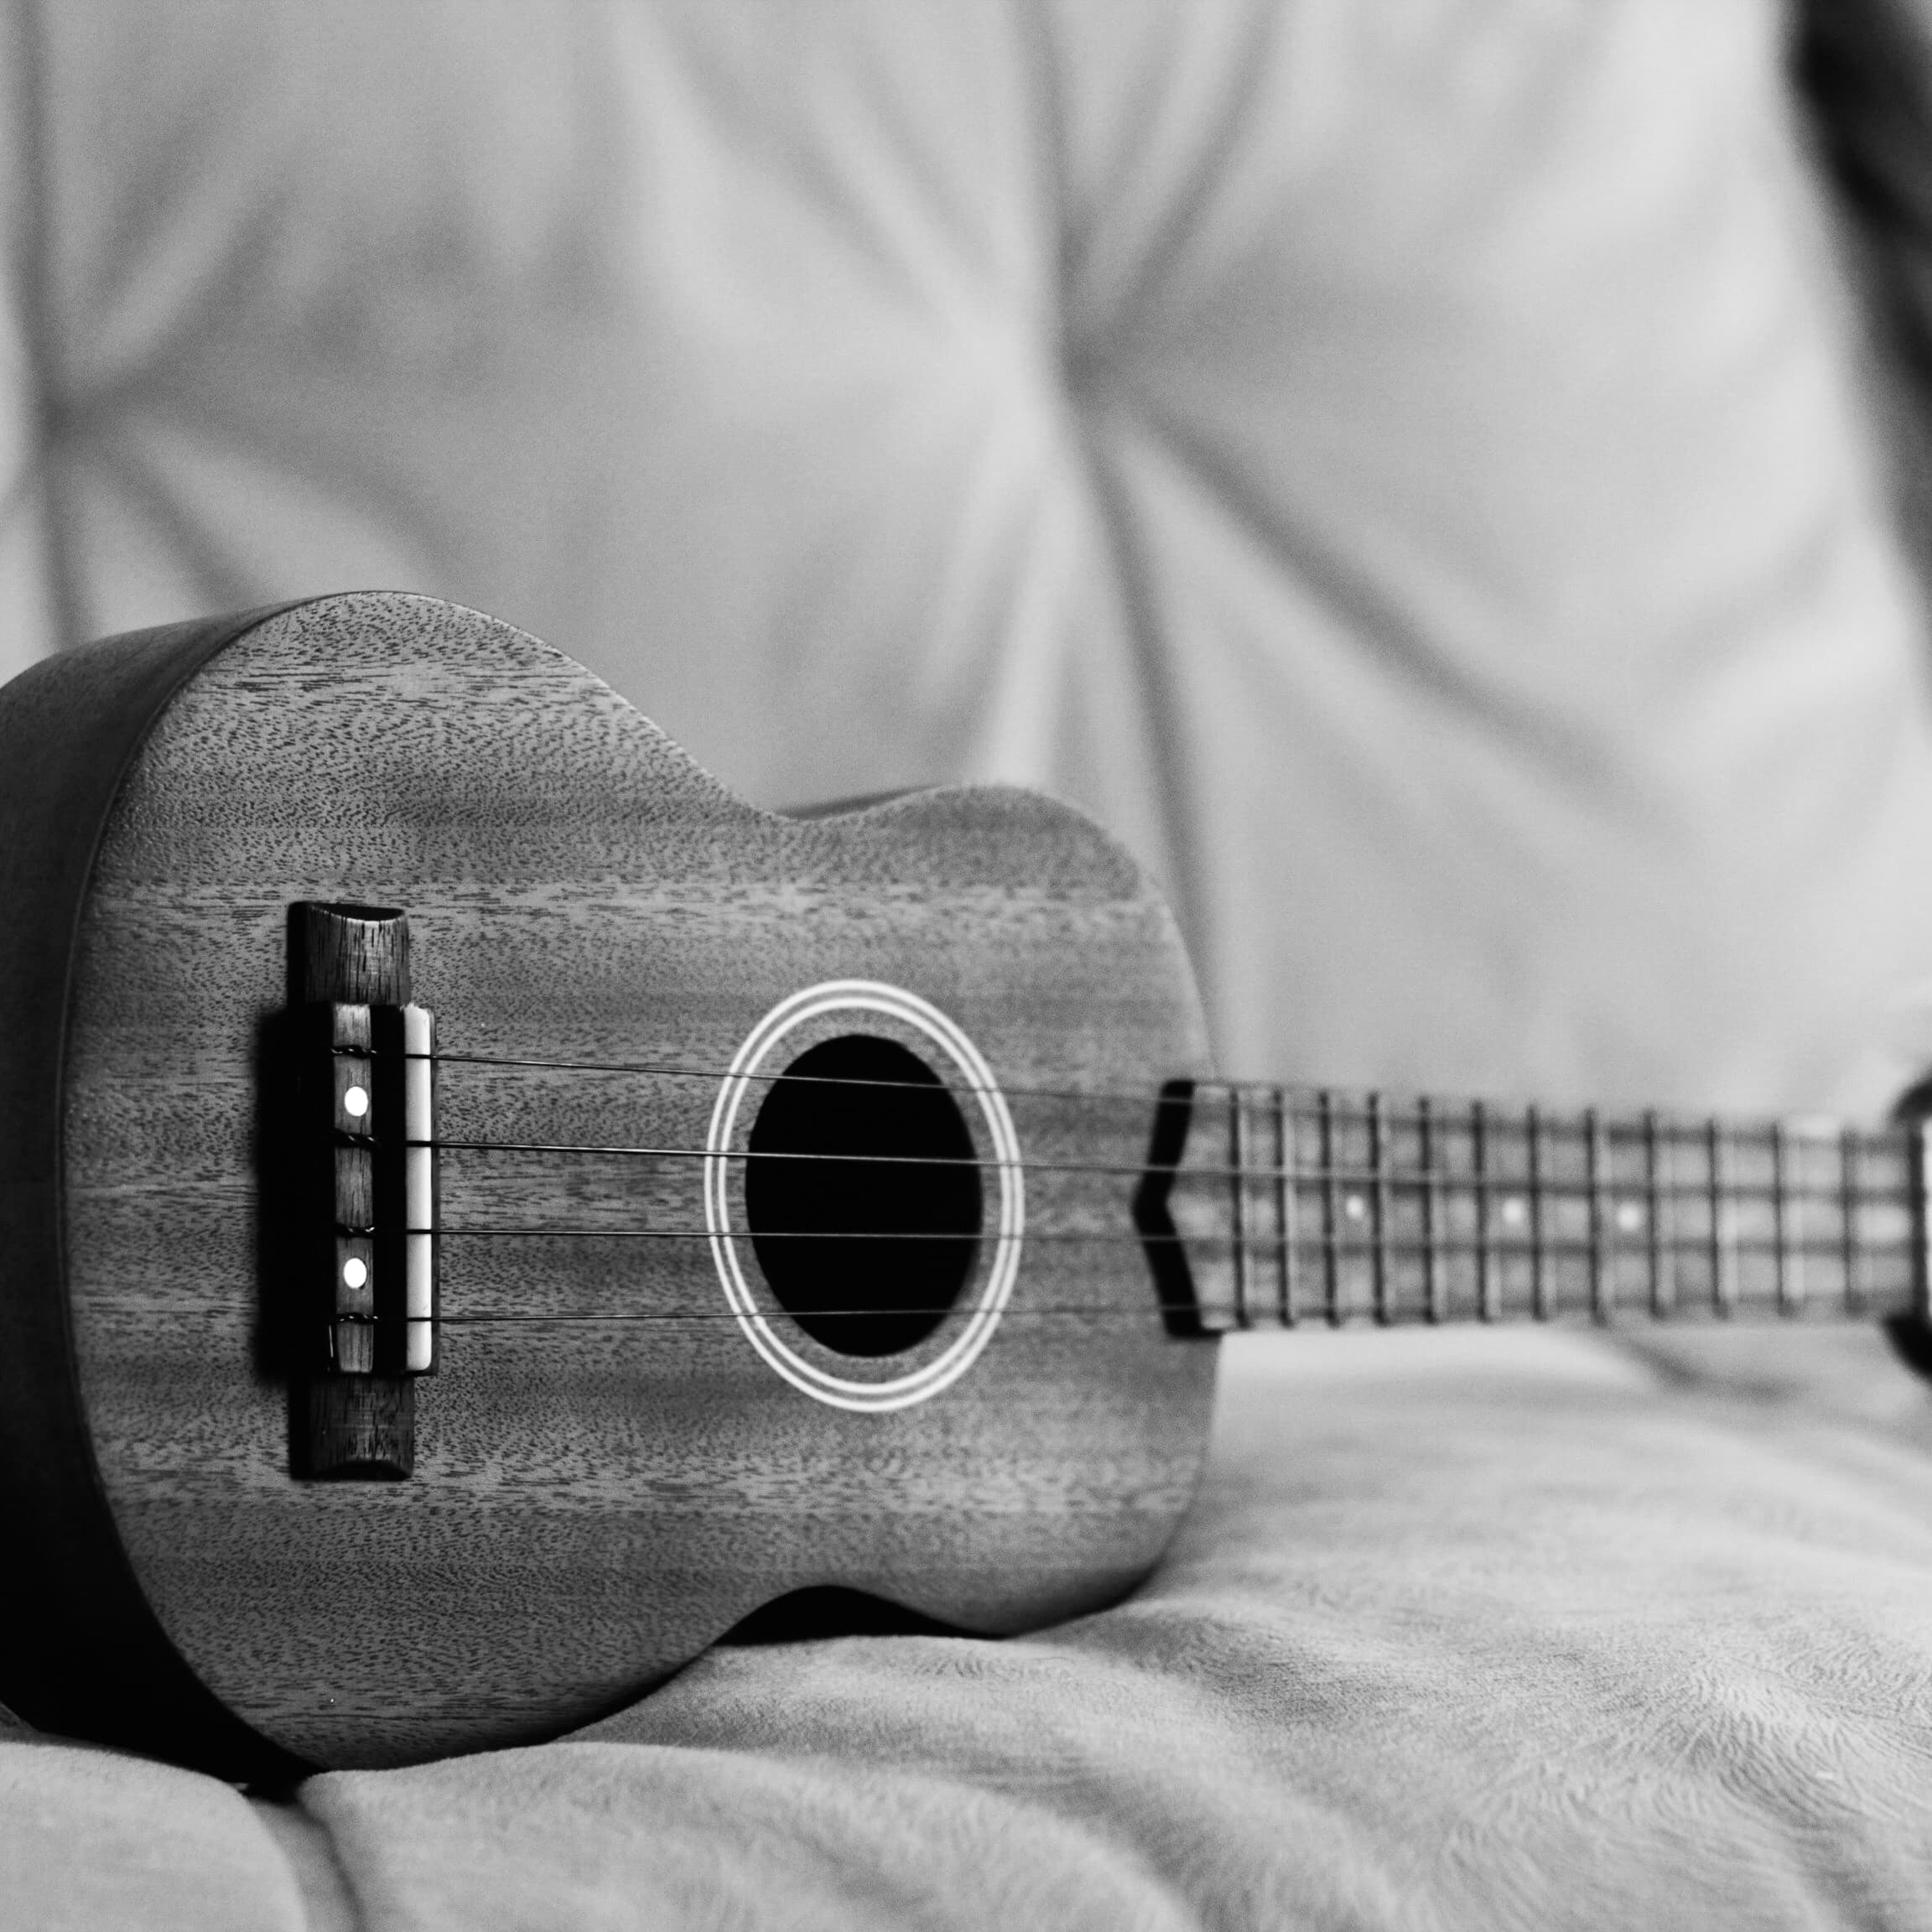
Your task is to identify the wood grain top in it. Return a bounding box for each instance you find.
[7,593,1219,1772]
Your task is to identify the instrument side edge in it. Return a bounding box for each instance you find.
[0,605,314,1782]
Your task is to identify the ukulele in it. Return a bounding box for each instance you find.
[2,593,1924,1784]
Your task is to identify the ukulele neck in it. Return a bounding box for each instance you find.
[1142,1082,1931,1333]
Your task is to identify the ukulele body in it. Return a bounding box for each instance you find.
[0,593,1218,1777]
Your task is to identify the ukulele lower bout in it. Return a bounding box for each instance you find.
[0,593,1220,1779]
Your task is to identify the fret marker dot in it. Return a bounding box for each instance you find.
[1615,1201,1644,1234]
[341,1257,368,1290]
[1344,1193,1368,1222]
[1500,1197,1527,1229]
[343,1085,370,1119]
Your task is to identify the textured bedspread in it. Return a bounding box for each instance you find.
[7,1328,1931,1930]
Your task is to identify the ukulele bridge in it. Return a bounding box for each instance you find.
[290,901,439,1480]
[312,998,438,1376]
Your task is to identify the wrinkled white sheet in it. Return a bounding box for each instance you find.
[7,1330,1930,1930]
[3,0,1931,1108]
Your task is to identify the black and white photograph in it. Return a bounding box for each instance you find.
[3,4,1931,1927]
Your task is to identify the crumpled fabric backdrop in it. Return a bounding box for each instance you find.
[5,2,1932,1927]
[4,0,1932,1104]
[5,1331,1932,1930]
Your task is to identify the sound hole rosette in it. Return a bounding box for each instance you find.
[704,980,1025,1411]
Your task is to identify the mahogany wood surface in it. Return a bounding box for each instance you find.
[0,593,1219,1775]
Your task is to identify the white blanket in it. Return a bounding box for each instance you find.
[8,1331,1929,1930]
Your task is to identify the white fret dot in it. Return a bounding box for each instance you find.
[1343,1193,1368,1222]
[342,1257,368,1290]
[1615,1200,1644,1234]
[343,1085,370,1119]
[1499,1197,1527,1229]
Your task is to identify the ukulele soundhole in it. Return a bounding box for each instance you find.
[704,979,1025,1411]
[745,1035,982,1358]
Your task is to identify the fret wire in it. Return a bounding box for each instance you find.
[1708,1119,1732,1315]
[1473,1098,1498,1322]
[1272,1087,1294,1327]
[1770,1121,1791,1314]
[1527,1104,1548,1322]
[1420,1094,1444,1322]
[1914,1119,1932,1327]
[1587,1108,1608,1323]
[1841,1125,1860,1314]
[1785,1122,1807,1311]
[1369,1092,1390,1324]
[1228,1087,1250,1329]
[1644,1109,1667,1316]
[1320,1089,1341,1327]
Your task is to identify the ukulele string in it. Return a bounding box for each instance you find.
[397,1134,1893,1207]
[141,1278,1912,1327]
[307,1057,1905,1277]
[423,1052,1813,1139]
[416,1052,1908,1150]
[415,1226,1889,1255]
[424,1137,1163,1181]
[394,1056,1908,1187]
[423,1048,1186,1112]
[163,1242,1910,1322]
[187,1254,1909,1326]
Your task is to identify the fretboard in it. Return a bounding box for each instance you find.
[1142,1082,1929,1332]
